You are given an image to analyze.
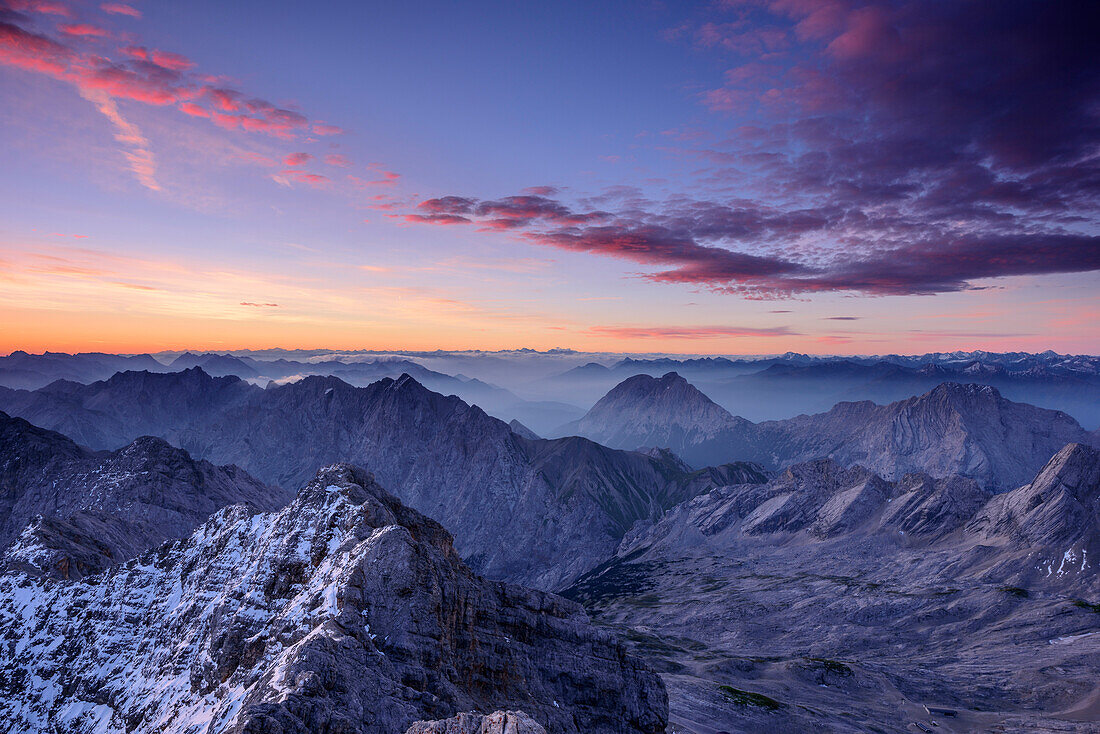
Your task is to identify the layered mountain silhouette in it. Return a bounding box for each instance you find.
[0,350,169,390]
[542,351,1100,427]
[568,373,1097,490]
[0,369,767,589]
[0,410,284,579]
[0,464,667,734]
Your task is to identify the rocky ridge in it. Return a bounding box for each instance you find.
[0,464,667,734]
[0,410,284,579]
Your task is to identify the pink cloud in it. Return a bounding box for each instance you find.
[311,123,343,135]
[275,170,330,188]
[283,152,312,166]
[0,20,73,75]
[101,3,141,18]
[348,171,400,187]
[6,1,71,17]
[59,23,110,38]
[178,101,208,117]
[204,86,241,112]
[122,46,196,71]
[324,153,350,167]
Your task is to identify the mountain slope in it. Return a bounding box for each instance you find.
[0,464,667,734]
[0,410,285,578]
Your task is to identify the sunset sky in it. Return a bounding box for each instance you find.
[2,0,1097,355]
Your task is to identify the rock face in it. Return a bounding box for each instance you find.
[570,375,1096,490]
[0,370,765,589]
[0,411,285,579]
[567,443,1100,733]
[0,464,668,734]
[406,710,546,734]
[967,442,1100,548]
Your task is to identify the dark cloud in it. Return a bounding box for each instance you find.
[398,0,1099,298]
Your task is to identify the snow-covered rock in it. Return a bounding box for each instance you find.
[0,464,667,734]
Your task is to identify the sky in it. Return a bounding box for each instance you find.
[1,0,1097,355]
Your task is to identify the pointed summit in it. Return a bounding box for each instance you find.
[572,372,762,468]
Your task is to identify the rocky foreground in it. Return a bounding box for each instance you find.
[0,464,667,734]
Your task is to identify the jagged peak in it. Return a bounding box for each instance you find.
[101,365,230,386]
[393,372,423,390]
[924,381,1002,400]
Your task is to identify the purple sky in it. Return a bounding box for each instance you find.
[1,0,1097,354]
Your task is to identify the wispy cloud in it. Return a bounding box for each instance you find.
[585,324,798,339]
[78,87,160,191]
[0,4,368,193]
[101,3,140,18]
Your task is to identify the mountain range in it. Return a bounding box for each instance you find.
[1,353,1098,732]
[0,369,767,590]
[541,351,1100,427]
[0,410,284,579]
[568,372,1099,490]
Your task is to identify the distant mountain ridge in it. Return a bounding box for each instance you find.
[542,350,1100,426]
[0,369,767,589]
[569,373,1097,490]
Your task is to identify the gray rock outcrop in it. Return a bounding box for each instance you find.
[406,710,546,734]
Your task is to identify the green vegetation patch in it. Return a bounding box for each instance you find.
[718,685,783,710]
[999,586,1029,598]
[1071,599,1100,613]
